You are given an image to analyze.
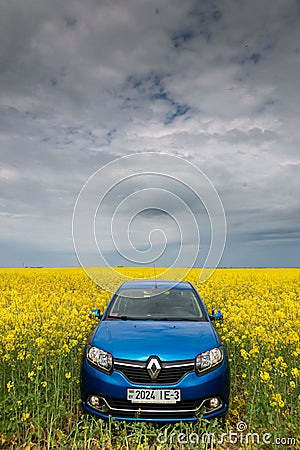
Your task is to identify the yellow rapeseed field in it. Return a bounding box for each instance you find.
[0,267,299,449]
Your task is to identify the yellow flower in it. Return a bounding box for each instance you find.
[260,371,270,381]
[41,381,47,388]
[262,358,273,372]
[21,412,30,422]
[65,372,71,379]
[291,367,299,378]
[27,371,35,381]
[289,381,296,389]
[62,343,70,353]
[240,349,249,360]
[249,347,259,357]
[17,351,25,360]
[270,393,285,408]
[6,381,14,392]
[242,373,247,379]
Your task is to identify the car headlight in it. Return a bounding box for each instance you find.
[87,345,113,373]
[195,346,223,373]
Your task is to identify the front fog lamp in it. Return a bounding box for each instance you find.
[87,346,113,372]
[196,346,223,373]
[209,397,221,409]
[89,395,101,407]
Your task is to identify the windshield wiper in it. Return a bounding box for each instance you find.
[154,317,201,321]
[107,315,147,320]
[107,315,128,320]
[178,318,202,321]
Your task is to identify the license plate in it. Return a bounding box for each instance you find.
[127,388,181,403]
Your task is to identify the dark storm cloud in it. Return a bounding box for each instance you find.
[0,0,299,267]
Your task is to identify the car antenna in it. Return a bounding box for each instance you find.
[154,264,157,288]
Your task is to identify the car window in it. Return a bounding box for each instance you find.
[107,288,205,321]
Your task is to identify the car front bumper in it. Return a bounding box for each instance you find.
[81,358,230,422]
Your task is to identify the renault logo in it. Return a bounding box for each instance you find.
[147,357,161,379]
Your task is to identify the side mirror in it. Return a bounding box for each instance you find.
[210,310,223,321]
[89,309,102,320]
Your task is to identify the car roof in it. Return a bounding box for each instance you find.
[117,280,193,290]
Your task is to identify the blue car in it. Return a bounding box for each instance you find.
[80,280,230,422]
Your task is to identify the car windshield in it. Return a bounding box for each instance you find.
[107,288,205,321]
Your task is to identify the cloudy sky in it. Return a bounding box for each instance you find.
[1,0,299,268]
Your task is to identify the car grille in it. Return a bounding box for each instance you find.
[108,398,199,411]
[103,396,203,419]
[114,358,195,384]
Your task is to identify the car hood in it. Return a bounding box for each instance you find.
[91,320,220,361]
